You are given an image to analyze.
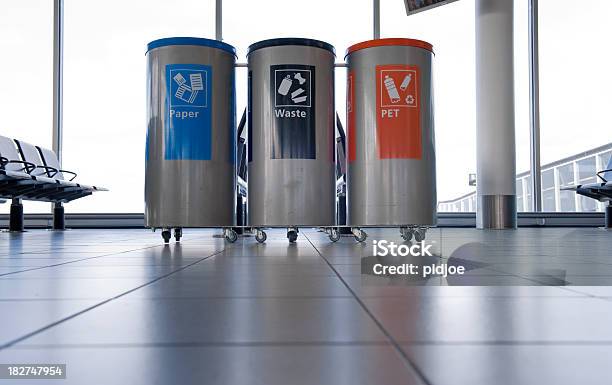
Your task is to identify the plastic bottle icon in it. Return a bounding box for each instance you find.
[278,75,293,96]
[384,75,401,103]
[400,74,412,91]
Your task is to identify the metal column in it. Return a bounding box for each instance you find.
[52,0,66,230]
[475,0,517,229]
[373,0,380,39]
[528,0,542,212]
[216,0,222,41]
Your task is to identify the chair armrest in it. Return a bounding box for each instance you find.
[596,168,611,183]
[59,169,77,181]
[4,159,36,173]
[35,165,59,177]
[0,156,7,167]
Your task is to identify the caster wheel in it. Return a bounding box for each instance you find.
[414,228,426,242]
[287,230,298,243]
[174,228,182,242]
[161,230,171,244]
[225,229,238,243]
[400,228,413,242]
[255,230,267,243]
[352,228,367,243]
[329,228,340,242]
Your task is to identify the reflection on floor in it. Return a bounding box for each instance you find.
[0,227,611,385]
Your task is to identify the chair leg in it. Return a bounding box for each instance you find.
[9,199,24,232]
[605,203,612,229]
[53,202,65,230]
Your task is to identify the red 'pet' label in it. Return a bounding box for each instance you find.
[375,64,422,159]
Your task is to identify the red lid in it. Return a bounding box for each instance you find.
[345,38,434,57]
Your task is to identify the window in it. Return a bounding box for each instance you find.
[574,156,596,211]
[539,0,612,213]
[516,175,534,212]
[523,175,533,212]
[542,169,555,211]
[599,151,612,174]
[0,1,53,213]
[62,0,216,213]
[577,157,596,183]
[6,1,608,216]
[516,178,524,211]
[556,164,575,212]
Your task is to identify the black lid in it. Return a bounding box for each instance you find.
[247,38,336,56]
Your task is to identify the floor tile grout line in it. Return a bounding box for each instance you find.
[0,295,359,301]
[13,339,612,350]
[10,341,395,350]
[0,247,227,351]
[302,234,433,385]
[0,293,601,301]
[397,340,612,346]
[481,265,606,298]
[0,235,220,277]
[0,245,165,278]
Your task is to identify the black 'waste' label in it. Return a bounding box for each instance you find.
[270,64,316,159]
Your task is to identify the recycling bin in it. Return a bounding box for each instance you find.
[145,37,237,243]
[247,38,336,243]
[345,38,437,242]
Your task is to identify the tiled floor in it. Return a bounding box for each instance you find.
[0,227,611,385]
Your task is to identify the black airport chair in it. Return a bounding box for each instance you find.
[1,135,107,203]
[563,155,612,228]
[15,139,107,202]
[563,156,612,203]
[0,135,49,197]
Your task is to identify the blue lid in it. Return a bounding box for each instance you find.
[146,37,236,56]
[247,38,336,56]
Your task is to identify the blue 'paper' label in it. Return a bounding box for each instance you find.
[165,64,212,160]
